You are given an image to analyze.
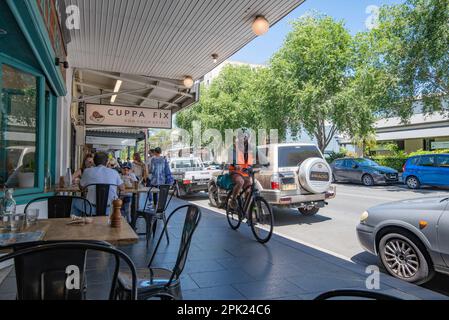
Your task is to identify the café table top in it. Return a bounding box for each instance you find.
[16,216,139,246]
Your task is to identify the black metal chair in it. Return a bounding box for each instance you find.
[116,205,202,300]
[83,184,119,216]
[0,241,138,300]
[24,196,93,219]
[314,289,402,300]
[134,184,174,245]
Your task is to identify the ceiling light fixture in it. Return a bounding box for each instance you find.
[212,54,219,64]
[183,76,194,89]
[110,80,123,103]
[252,16,269,36]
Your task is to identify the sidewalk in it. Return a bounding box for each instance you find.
[0,197,447,300]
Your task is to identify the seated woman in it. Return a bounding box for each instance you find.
[120,164,138,222]
[73,154,94,185]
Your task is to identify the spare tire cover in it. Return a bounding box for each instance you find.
[298,158,332,194]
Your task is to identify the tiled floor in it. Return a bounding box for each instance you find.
[0,198,448,300]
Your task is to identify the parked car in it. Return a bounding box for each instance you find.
[403,154,449,189]
[170,157,218,197]
[208,143,336,216]
[330,158,399,186]
[357,196,449,284]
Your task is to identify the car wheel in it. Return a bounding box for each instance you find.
[379,232,434,285]
[298,207,320,216]
[362,174,375,186]
[406,176,421,190]
[208,183,219,207]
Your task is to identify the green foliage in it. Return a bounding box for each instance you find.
[408,149,449,157]
[364,0,449,119]
[267,14,365,151]
[371,156,408,172]
[176,65,266,138]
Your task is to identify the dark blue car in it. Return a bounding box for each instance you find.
[403,154,449,189]
[331,158,399,186]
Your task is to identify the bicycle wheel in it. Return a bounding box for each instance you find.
[226,193,242,230]
[250,198,274,244]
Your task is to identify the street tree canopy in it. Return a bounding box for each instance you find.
[367,0,449,118]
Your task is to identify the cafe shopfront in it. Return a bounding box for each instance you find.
[0,0,70,207]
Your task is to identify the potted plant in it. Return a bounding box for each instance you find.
[18,156,35,189]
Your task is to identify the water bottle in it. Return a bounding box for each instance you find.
[1,189,16,231]
[65,168,73,187]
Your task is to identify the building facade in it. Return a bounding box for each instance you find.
[0,0,72,208]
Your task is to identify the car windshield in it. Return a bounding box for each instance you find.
[174,160,199,169]
[354,158,379,166]
[278,146,322,167]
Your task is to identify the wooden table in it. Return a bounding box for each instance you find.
[22,216,139,246]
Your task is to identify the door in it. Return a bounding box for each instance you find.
[436,155,449,186]
[332,160,346,180]
[438,202,449,266]
[416,155,438,185]
[344,159,361,182]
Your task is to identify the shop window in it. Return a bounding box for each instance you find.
[0,64,39,190]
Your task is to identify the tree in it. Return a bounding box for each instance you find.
[366,0,449,119]
[175,64,265,138]
[265,14,375,152]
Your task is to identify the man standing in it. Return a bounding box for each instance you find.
[77,152,125,216]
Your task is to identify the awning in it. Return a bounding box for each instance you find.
[376,127,449,141]
[66,0,306,114]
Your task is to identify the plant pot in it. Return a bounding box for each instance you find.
[18,172,35,189]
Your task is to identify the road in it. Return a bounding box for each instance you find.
[185,183,449,296]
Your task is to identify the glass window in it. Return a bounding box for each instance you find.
[343,159,355,168]
[437,156,449,168]
[354,158,379,166]
[278,146,323,167]
[0,64,38,190]
[418,156,436,167]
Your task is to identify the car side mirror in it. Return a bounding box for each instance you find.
[353,164,359,169]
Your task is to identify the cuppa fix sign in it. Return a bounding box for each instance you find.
[85,104,172,129]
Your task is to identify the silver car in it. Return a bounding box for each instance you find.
[357,196,449,284]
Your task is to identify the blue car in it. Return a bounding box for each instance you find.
[403,154,449,189]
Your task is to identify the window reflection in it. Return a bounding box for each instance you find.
[0,64,38,190]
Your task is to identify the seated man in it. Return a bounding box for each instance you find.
[75,152,125,216]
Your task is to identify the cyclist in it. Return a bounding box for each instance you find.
[229,132,254,210]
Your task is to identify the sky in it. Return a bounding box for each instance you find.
[231,0,405,65]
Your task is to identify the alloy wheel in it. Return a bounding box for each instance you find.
[383,239,419,279]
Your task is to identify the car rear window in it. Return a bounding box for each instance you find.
[437,155,449,168]
[278,146,322,168]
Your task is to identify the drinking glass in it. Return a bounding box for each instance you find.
[26,208,39,226]
[10,213,25,232]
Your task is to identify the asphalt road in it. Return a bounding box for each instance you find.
[186,183,449,296]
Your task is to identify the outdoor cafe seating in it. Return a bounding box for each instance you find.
[0,177,203,300]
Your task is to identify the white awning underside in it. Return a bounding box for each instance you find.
[66,0,306,113]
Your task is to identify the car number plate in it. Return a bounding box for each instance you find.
[282,184,297,191]
[310,172,329,182]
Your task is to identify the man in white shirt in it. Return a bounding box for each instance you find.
[76,152,125,216]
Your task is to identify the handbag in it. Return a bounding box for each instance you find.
[217,174,234,191]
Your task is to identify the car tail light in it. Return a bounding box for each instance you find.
[402,163,407,172]
[183,180,191,185]
[271,174,281,190]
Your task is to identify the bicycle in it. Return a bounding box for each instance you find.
[225,167,274,244]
